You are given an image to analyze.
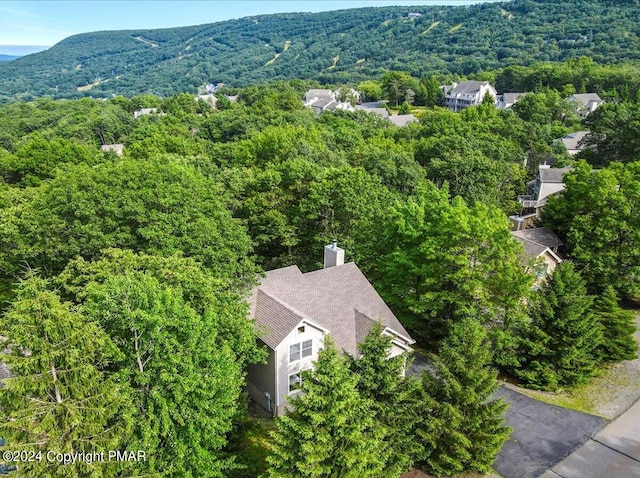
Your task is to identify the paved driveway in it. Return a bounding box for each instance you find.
[494,386,606,478]
[407,354,607,478]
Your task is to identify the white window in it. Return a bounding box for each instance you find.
[302,339,312,358]
[289,339,313,363]
[289,373,301,393]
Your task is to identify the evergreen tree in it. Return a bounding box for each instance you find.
[517,262,602,390]
[350,323,423,476]
[0,273,131,477]
[417,318,510,476]
[594,286,638,362]
[268,338,385,478]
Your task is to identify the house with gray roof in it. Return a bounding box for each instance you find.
[568,93,603,117]
[387,114,417,127]
[356,105,389,118]
[496,92,528,109]
[512,228,563,285]
[555,130,589,156]
[303,88,356,114]
[443,80,497,112]
[133,108,164,119]
[512,165,572,230]
[246,242,414,416]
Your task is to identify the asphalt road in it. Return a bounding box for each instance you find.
[494,386,606,478]
[407,353,608,478]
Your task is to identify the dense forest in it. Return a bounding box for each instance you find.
[1,0,640,100]
[0,55,638,474]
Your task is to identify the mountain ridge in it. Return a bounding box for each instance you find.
[0,0,639,100]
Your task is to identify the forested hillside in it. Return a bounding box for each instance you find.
[1,65,639,474]
[1,0,640,100]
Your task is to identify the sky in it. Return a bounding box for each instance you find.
[0,0,502,50]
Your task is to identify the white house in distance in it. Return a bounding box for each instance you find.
[133,108,164,119]
[568,93,603,117]
[496,92,528,109]
[442,80,497,112]
[303,89,357,114]
[512,164,572,230]
[512,227,564,286]
[100,144,124,156]
[555,130,590,156]
[246,242,415,416]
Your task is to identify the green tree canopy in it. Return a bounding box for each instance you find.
[369,183,531,345]
[517,262,602,390]
[417,317,510,476]
[542,161,640,298]
[582,102,640,167]
[0,158,257,290]
[0,273,131,478]
[267,337,385,478]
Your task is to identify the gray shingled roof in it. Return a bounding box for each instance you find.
[539,166,572,182]
[306,89,333,98]
[450,80,488,94]
[502,92,527,103]
[559,131,589,151]
[249,263,413,356]
[312,98,336,109]
[388,114,416,127]
[569,93,602,104]
[358,107,388,118]
[512,227,563,249]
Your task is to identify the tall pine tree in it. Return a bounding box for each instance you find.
[0,273,131,477]
[594,286,638,362]
[267,337,385,478]
[517,262,602,389]
[350,323,424,476]
[417,317,511,476]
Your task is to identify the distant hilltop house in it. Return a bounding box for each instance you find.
[442,80,497,112]
[512,227,563,285]
[407,12,422,18]
[555,130,590,156]
[567,93,603,117]
[305,91,416,126]
[133,108,164,119]
[512,164,572,230]
[246,242,415,416]
[196,94,217,108]
[303,88,359,114]
[496,92,528,109]
[100,144,124,156]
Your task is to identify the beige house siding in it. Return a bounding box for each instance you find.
[274,321,326,416]
[246,341,277,415]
